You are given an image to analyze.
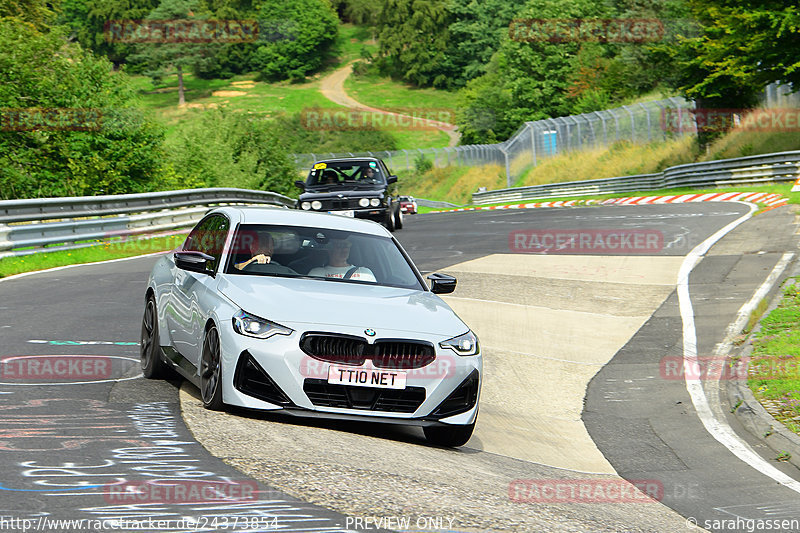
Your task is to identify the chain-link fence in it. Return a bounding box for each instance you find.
[291,97,693,184]
[498,97,694,186]
[291,83,796,186]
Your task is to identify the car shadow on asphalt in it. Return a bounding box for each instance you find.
[178,380,480,453]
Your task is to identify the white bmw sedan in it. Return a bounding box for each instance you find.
[142,207,481,446]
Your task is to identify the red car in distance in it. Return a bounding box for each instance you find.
[399,196,418,215]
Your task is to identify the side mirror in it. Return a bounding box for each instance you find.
[175,251,215,275]
[386,175,398,184]
[427,272,456,294]
[294,180,306,190]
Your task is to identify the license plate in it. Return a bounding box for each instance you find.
[329,210,354,217]
[327,365,407,389]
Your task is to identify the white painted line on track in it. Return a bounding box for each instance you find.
[678,203,800,494]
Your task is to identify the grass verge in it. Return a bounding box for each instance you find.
[344,70,460,116]
[748,279,800,435]
[0,234,186,279]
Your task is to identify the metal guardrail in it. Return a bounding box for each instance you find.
[472,151,800,205]
[0,188,295,257]
[0,188,294,223]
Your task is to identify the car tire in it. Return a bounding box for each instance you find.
[141,294,171,379]
[384,209,396,232]
[394,206,404,229]
[200,325,225,411]
[423,421,475,447]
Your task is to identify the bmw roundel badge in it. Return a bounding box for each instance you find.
[364,328,376,337]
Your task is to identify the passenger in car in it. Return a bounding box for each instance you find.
[308,238,376,282]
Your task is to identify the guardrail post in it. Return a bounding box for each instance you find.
[501,147,512,187]
[0,224,11,252]
[640,103,651,142]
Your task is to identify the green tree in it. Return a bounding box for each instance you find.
[456,0,612,143]
[331,0,377,25]
[456,59,516,144]
[656,0,797,145]
[374,0,451,87]
[251,0,339,81]
[666,0,797,105]
[442,0,518,89]
[1,0,57,30]
[0,19,165,199]
[59,0,160,67]
[129,0,216,106]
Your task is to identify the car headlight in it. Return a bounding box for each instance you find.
[370,198,381,207]
[358,198,370,208]
[301,202,311,210]
[232,310,293,339]
[311,200,322,210]
[439,330,479,356]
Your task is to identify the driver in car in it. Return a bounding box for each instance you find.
[235,232,275,270]
[363,167,379,181]
[234,232,298,275]
[308,238,376,282]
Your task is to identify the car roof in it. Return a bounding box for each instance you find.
[313,157,383,165]
[210,206,391,237]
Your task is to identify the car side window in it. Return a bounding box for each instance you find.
[183,215,229,273]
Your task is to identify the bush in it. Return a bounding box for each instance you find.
[414,154,434,173]
[165,109,298,196]
[271,113,398,154]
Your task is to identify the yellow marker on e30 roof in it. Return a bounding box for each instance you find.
[313,162,327,170]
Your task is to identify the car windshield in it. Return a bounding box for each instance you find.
[306,161,384,187]
[225,224,423,290]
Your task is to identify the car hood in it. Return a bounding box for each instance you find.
[299,187,385,200]
[217,275,468,336]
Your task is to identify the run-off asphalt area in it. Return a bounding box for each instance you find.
[0,202,796,532]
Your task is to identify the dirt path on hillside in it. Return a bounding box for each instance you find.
[319,62,461,148]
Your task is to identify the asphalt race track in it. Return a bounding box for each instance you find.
[1,201,798,532]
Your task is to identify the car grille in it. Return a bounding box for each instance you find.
[303,379,426,413]
[373,341,435,369]
[300,333,435,369]
[327,198,360,210]
[301,334,367,365]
